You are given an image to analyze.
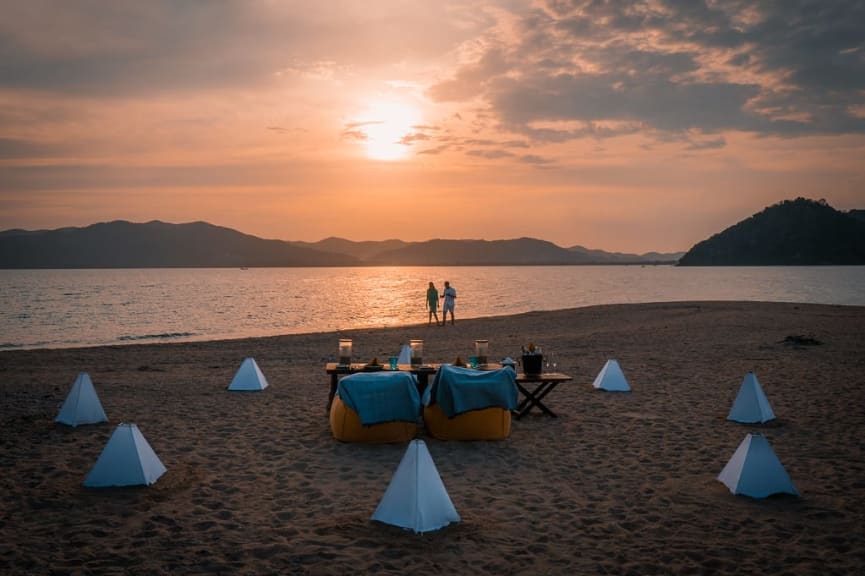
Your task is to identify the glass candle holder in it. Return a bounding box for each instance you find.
[474,339,489,366]
[338,339,352,366]
[409,339,423,367]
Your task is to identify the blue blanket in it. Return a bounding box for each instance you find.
[423,365,518,418]
[337,371,421,426]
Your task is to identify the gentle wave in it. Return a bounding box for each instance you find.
[0,342,25,350]
[117,331,199,342]
[1,266,863,350]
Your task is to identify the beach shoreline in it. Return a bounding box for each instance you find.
[2,301,864,574]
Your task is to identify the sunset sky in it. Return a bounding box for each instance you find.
[1,1,864,253]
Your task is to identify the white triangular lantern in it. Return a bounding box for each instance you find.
[372,439,460,533]
[727,371,775,423]
[397,344,412,365]
[227,357,269,391]
[592,359,631,391]
[55,372,108,427]
[84,423,167,487]
[717,433,798,498]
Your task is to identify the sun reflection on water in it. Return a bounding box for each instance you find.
[1,266,863,349]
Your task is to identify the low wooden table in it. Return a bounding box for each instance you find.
[324,363,438,414]
[513,372,572,419]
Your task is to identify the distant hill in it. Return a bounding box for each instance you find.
[373,237,581,265]
[568,245,685,264]
[0,220,684,268]
[292,238,681,265]
[0,220,359,268]
[290,237,409,261]
[678,198,865,266]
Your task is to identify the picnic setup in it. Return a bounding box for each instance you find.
[314,337,801,532]
[40,334,801,539]
[325,338,573,440]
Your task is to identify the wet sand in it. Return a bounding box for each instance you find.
[1,301,864,575]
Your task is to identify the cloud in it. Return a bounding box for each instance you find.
[0,1,482,96]
[426,47,510,102]
[463,138,530,148]
[399,132,432,145]
[466,148,514,159]
[685,136,727,151]
[417,145,450,155]
[0,137,65,159]
[405,130,534,159]
[518,154,553,165]
[3,0,864,167]
[410,124,442,131]
[341,130,368,142]
[427,0,865,141]
[492,73,762,132]
[0,163,274,191]
[0,1,277,95]
[341,120,386,142]
[266,126,308,135]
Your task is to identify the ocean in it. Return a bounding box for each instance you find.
[1,265,863,350]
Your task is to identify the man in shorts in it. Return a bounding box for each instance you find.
[441,281,457,325]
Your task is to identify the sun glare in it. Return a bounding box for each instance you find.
[356,100,420,161]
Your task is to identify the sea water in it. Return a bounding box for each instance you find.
[1,265,863,350]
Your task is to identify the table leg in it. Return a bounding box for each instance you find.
[514,380,559,419]
[416,372,430,396]
[530,382,558,417]
[327,374,338,415]
[515,382,534,415]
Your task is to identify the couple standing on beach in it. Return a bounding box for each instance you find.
[426,281,456,326]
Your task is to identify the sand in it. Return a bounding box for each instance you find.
[1,301,864,575]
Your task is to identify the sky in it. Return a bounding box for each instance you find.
[1,0,864,253]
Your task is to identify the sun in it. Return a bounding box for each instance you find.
[355,100,421,161]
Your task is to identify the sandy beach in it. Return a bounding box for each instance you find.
[1,301,864,575]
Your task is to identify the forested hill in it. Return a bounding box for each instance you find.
[678,198,865,266]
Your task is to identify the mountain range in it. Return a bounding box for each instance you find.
[3,196,862,268]
[0,221,683,268]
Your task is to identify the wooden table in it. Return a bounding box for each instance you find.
[325,363,569,419]
[324,363,438,414]
[513,372,572,419]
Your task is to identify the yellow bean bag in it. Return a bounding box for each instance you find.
[423,403,511,441]
[330,396,417,443]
